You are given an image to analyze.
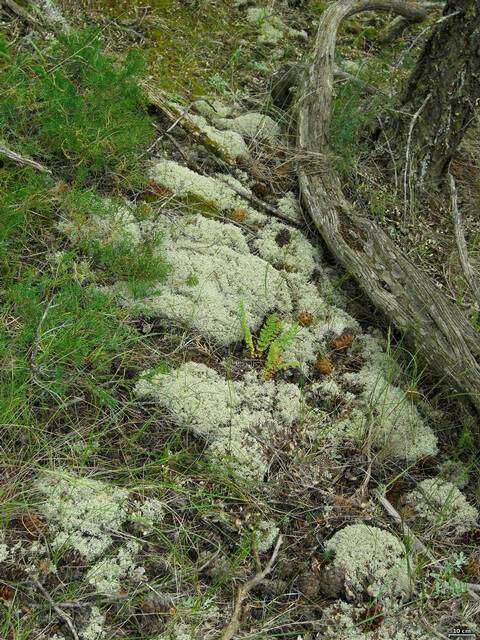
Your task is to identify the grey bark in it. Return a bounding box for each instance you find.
[296,0,480,411]
[383,0,480,188]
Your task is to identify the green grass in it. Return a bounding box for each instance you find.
[0,28,169,452]
[0,28,153,186]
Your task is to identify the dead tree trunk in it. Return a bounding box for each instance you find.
[383,0,480,189]
[296,0,480,411]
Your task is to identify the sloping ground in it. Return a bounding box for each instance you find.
[0,2,479,640]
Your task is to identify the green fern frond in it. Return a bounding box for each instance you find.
[239,299,255,357]
[263,322,300,379]
[257,313,282,356]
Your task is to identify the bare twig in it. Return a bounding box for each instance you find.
[32,578,79,640]
[375,489,433,557]
[403,93,430,216]
[376,490,480,601]
[215,175,304,229]
[334,66,382,95]
[221,535,283,640]
[448,173,480,308]
[160,132,303,229]
[0,144,52,174]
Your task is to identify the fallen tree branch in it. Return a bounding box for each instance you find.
[378,1,444,43]
[1,0,41,25]
[0,144,52,173]
[448,174,480,308]
[296,0,480,411]
[220,535,282,640]
[32,578,80,640]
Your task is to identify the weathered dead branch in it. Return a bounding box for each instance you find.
[0,144,52,173]
[32,578,80,640]
[378,1,444,43]
[1,0,40,25]
[296,0,480,411]
[144,84,244,165]
[448,174,480,309]
[221,535,282,640]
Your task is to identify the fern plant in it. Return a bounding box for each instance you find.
[239,302,300,379]
[263,322,300,380]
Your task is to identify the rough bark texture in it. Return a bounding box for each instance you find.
[385,0,480,187]
[297,0,480,411]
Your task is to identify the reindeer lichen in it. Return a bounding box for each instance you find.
[406,477,478,536]
[325,524,411,600]
[135,362,302,480]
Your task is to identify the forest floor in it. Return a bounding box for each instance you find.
[0,1,479,639]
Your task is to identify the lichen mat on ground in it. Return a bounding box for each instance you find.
[0,1,479,640]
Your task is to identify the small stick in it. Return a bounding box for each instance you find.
[375,490,480,601]
[32,578,80,640]
[403,93,431,216]
[375,489,433,557]
[334,66,382,96]
[0,144,52,174]
[221,535,282,640]
[215,175,304,229]
[448,173,480,308]
[2,0,41,25]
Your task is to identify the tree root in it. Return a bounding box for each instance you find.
[296,0,480,412]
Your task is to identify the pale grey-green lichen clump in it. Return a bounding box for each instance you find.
[59,157,438,468]
[120,213,292,345]
[405,477,478,536]
[182,111,250,161]
[80,606,106,640]
[320,601,432,639]
[253,220,320,276]
[86,540,142,595]
[214,112,280,144]
[340,335,438,461]
[59,200,143,248]
[149,159,263,222]
[246,6,307,45]
[0,542,9,562]
[36,472,130,561]
[36,472,165,581]
[254,519,280,552]
[135,362,302,480]
[325,524,411,600]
